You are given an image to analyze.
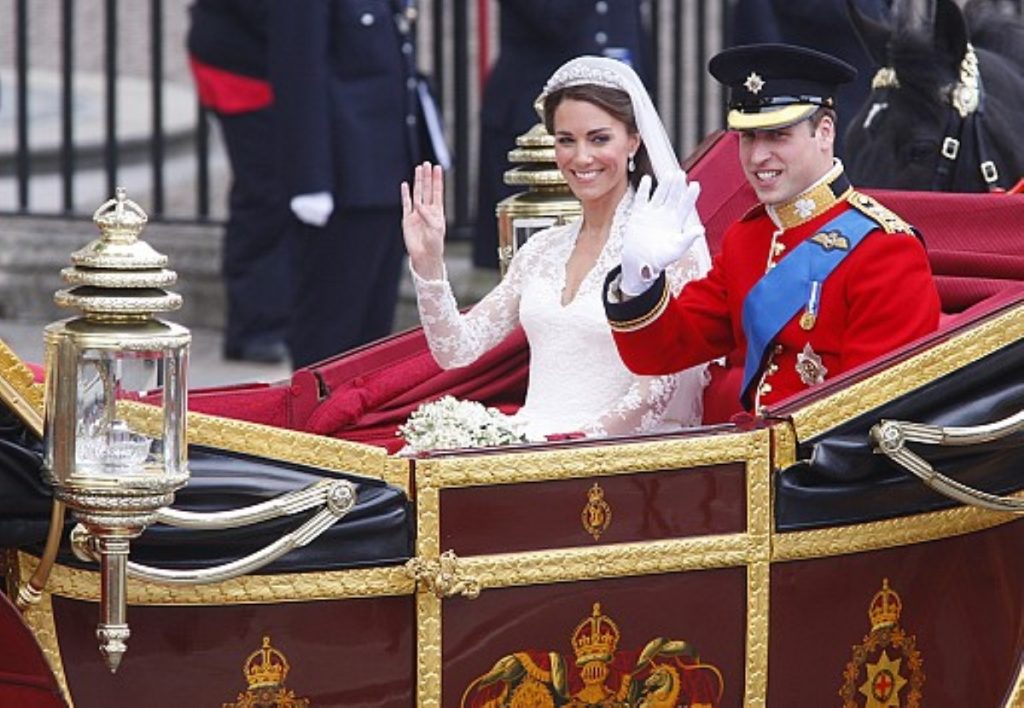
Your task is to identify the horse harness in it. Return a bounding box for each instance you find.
[871,43,1006,192]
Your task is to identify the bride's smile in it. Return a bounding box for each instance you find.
[552,98,639,212]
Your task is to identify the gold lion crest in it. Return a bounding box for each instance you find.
[461,602,723,707]
[839,578,925,707]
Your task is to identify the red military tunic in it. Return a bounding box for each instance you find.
[603,167,941,412]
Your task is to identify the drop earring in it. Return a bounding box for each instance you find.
[628,154,636,173]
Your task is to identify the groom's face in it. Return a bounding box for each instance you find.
[553,99,640,207]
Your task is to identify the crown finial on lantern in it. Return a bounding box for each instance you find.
[868,578,903,631]
[92,186,149,243]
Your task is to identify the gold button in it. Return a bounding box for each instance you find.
[767,363,779,375]
[773,241,786,256]
[774,344,784,354]
[760,382,773,395]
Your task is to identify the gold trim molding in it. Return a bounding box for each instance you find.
[458,535,754,590]
[415,430,765,489]
[18,552,414,605]
[772,492,1024,562]
[0,338,44,436]
[792,305,1022,440]
[120,401,399,488]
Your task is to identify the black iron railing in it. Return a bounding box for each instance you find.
[0,1,738,230]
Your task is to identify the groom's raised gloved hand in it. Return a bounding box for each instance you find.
[620,172,703,297]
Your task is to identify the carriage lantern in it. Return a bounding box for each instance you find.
[42,188,190,672]
[495,121,582,275]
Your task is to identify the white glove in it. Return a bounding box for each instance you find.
[290,191,335,227]
[620,172,703,297]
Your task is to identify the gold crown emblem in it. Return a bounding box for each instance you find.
[867,578,903,631]
[572,603,621,666]
[244,635,290,689]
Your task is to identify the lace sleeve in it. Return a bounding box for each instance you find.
[580,372,686,437]
[411,245,530,369]
[581,237,713,437]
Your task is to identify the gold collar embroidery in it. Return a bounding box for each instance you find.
[768,162,853,230]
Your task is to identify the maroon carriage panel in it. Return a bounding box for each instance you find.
[443,569,748,707]
[439,463,748,556]
[768,521,1024,706]
[53,594,415,708]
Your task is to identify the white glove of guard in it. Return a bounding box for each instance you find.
[290,191,335,227]
[620,172,704,297]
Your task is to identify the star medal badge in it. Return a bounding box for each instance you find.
[795,342,827,385]
[744,71,765,94]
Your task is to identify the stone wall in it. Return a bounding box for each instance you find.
[0,215,225,330]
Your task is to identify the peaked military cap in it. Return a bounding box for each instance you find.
[709,44,856,130]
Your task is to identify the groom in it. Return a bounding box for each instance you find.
[602,43,941,413]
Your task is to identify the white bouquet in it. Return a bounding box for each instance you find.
[397,395,526,453]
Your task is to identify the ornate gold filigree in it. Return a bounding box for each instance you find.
[791,305,1022,441]
[119,401,400,489]
[772,494,1023,562]
[772,420,798,470]
[839,579,924,708]
[406,550,481,599]
[0,338,44,436]
[417,590,442,708]
[1006,657,1024,707]
[18,590,71,705]
[18,552,413,604]
[744,431,772,706]
[457,536,753,590]
[581,482,612,540]
[415,431,764,490]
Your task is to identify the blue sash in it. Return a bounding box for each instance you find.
[740,208,877,406]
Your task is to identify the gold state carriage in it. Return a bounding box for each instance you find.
[0,131,1022,707]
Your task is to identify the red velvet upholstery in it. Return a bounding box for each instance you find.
[187,131,1024,446]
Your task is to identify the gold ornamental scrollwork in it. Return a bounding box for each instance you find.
[839,578,924,707]
[406,549,481,599]
[581,482,612,540]
[460,601,725,706]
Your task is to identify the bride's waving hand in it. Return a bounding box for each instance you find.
[401,162,446,281]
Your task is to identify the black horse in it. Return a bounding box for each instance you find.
[844,0,1024,191]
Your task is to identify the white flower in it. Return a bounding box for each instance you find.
[397,395,527,453]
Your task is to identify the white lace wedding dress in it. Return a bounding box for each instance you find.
[411,191,710,441]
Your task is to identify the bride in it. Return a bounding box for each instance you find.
[400,56,710,441]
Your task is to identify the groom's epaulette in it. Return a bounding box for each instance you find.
[846,190,915,235]
[740,203,767,221]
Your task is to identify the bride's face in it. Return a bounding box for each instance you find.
[552,98,639,208]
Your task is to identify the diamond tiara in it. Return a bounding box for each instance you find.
[543,63,625,96]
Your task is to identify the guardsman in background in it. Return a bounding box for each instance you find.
[268,0,424,369]
[473,0,652,270]
[603,44,941,414]
[187,0,291,364]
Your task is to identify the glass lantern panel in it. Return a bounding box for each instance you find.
[511,216,557,256]
[75,348,164,477]
[161,346,189,476]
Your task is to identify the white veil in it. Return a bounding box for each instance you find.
[540,56,712,273]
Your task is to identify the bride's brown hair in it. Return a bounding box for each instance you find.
[542,84,655,191]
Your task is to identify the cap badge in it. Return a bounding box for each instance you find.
[744,71,765,94]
